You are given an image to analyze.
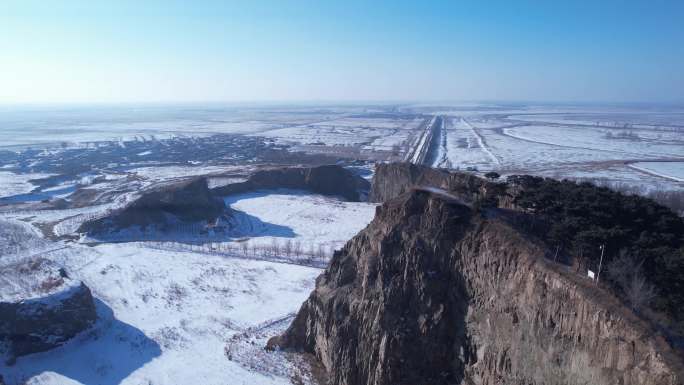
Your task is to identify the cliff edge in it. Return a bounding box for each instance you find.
[271,189,684,385]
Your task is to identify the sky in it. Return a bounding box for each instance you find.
[1,0,683,104]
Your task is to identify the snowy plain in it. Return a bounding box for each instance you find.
[2,102,684,385]
[1,186,376,385]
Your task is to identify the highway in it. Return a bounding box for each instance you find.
[406,115,443,165]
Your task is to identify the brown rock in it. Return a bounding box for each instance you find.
[274,189,684,385]
[0,280,97,363]
[214,164,370,202]
[79,177,226,233]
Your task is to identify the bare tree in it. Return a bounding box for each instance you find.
[293,240,303,258]
[607,252,657,311]
[625,273,657,311]
[240,241,249,256]
[251,243,260,258]
[270,238,280,257]
[283,239,293,257]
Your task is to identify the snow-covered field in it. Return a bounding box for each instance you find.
[425,110,684,192]
[629,162,684,182]
[225,189,377,252]
[502,125,684,158]
[258,116,425,156]
[0,171,55,199]
[1,243,320,385]
[0,187,376,385]
[1,102,684,385]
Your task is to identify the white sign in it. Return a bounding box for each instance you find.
[587,270,595,280]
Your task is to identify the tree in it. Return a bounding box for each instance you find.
[283,239,293,257]
[484,171,500,180]
[607,252,656,312]
[293,240,303,258]
[270,238,280,257]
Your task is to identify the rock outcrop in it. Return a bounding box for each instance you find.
[213,165,370,202]
[79,177,226,234]
[272,189,684,385]
[369,162,510,207]
[0,259,97,363]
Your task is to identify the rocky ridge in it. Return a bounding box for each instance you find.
[0,259,97,364]
[272,186,684,385]
[78,177,227,235]
[213,164,370,202]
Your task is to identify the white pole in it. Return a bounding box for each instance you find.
[596,244,605,283]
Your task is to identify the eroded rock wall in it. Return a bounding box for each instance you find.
[213,165,370,202]
[79,177,226,234]
[0,282,97,362]
[369,162,510,207]
[274,190,683,385]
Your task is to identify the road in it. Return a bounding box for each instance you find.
[406,115,443,165]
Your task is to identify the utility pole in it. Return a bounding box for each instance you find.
[596,244,605,284]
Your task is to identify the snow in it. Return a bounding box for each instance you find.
[503,125,684,158]
[1,242,321,385]
[224,189,377,252]
[0,171,55,199]
[629,162,684,182]
[0,257,77,303]
[257,117,424,152]
[437,117,497,170]
[1,189,375,385]
[128,165,247,181]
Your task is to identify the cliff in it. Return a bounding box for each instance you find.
[0,259,97,364]
[272,189,684,385]
[369,162,509,207]
[213,165,370,202]
[79,177,227,234]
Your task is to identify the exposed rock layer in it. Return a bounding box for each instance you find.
[273,189,683,385]
[369,162,514,209]
[213,165,370,202]
[79,177,226,233]
[0,278,97,362]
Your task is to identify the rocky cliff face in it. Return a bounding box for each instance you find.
[369,162,510,207]
[79,177,226,234]
[213,165,370,202]
[0,260,97,363]
[272,189,684,385]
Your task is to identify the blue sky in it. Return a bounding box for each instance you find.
[1,0,683,103]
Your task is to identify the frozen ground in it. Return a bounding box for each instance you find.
[0,243,320,385]
[629,162,684,182]
[0,104,412,153]
[0,186,376,385]
[257,116,425,159]
[0,171,55,199]
[423,108,684,192]
[224,189,377,252]
[1,102,684,384]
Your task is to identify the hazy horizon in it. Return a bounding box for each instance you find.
[2,0,684,105]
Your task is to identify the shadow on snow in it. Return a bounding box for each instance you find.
[1,299,161,385]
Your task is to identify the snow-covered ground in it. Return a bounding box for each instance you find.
[1,243,320,385]
[0,171,55,199]
[258,116,424,155]
[127,165,248,181]
[502,125,684,158]
[224,189,377,252]
[430,111,684,192]
[0,187,376,385]
[2,103,684,385]
[629,162,684,182]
